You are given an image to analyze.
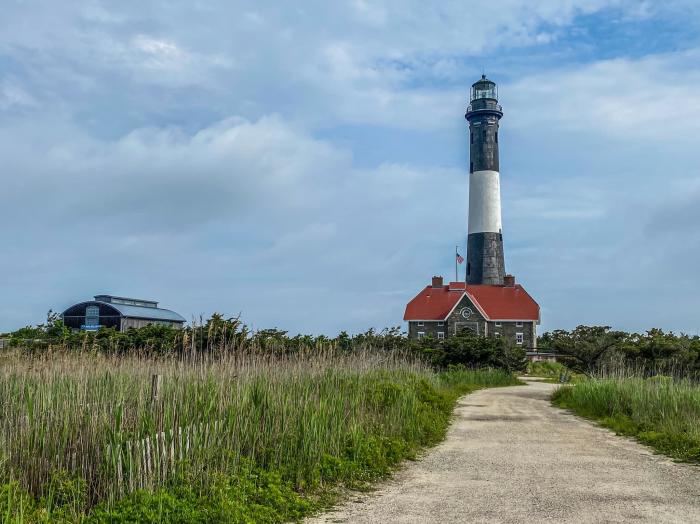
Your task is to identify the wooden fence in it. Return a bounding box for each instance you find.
[106,418,224,495]
[104,374,226,496]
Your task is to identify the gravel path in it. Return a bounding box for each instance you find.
[307,379,700,523]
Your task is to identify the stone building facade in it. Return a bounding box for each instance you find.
[404,276,539,350]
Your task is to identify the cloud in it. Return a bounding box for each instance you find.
[1,0,700,336]
[0,114,464,333]
[507,49,700,143]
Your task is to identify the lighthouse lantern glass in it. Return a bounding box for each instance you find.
[471,83,497,101]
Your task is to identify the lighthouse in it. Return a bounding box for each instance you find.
[403,74,542,354]
[465,75,505,285]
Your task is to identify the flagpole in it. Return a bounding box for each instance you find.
[455,245,458,282]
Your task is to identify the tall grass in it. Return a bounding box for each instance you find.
[0,347,518,521]
[553,376,700,462]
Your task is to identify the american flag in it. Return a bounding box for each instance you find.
[456,252,464,264]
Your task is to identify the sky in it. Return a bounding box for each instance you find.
[1,0,700,336]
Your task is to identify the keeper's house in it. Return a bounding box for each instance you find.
[61,295,186,332]
[403,276,540,349]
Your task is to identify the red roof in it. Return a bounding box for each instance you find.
[403,282,539,322]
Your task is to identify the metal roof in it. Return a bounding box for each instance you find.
[101,302,186,322]
[94,295,159,308]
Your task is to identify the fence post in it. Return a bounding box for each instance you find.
[151,374,162,402]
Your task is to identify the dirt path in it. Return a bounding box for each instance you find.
[308,380,700,523]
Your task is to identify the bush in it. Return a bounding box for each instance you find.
[423,330,527,372]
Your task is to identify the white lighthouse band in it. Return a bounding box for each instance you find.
[468,169,502,235]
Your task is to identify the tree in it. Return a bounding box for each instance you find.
[430,330,527,372]
[548,325,625,376]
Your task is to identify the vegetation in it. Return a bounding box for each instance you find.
[0,344,519,522]
[3,312,529,373]
[539,326,700,378]
[553,377,700,463]
[412,330,527,372]
[526,360,566,378]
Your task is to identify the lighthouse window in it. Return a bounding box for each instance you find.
[470,132,473,144]
[470,162,473,173]
[495,131,498,143]
[467,262,471,275]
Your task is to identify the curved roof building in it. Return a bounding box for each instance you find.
[61,295,186,331]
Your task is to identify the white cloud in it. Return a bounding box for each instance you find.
[1,0,700,336]
[507,49,700,141]
[0,115,464,333]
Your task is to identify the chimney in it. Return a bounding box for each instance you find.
[504,274,515,287]
[431,276,444,288]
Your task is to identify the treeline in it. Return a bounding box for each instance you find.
[4,315,700,376]
[540,326,700,377]
[2,312,528,371]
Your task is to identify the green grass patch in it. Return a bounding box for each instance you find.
[552,377,700,463]
[0,351,519,523]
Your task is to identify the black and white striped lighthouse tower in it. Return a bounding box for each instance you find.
[465,75,505,285]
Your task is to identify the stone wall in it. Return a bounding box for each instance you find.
[487,320,536,350]
[408,320,447,340]
[445,294,487,337]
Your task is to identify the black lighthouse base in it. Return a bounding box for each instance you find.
[467,232,505,285]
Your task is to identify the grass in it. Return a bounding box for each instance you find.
[552,376,700,463]
[0,348,519,522]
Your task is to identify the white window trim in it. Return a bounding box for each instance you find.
[516,332,524,345]
[494,332,500,337]
[437,331,445,340]
[417,321,424,327]
[494,321,502,327]
[437,321,444,327]
[417,331,426,339]
[515,321,523,327]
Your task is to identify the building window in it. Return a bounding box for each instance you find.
[494,332,500,337]
[516,321,523,327]
[437,332,445,340]
[516,333,524,345]
[417,332,425,339]
[495,321,501,327]
[85,305,99,327]
[437,321,444,327]
[417,321,424,327]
